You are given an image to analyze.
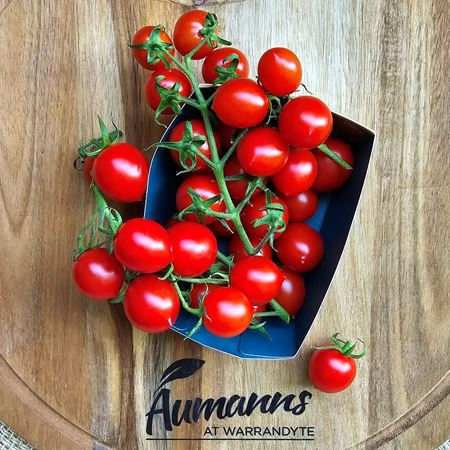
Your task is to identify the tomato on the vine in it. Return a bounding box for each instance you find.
[190,283,220,308]
[173,10,216,60]
[228,235,272,262]
[114,218,173,273]
[241,193,289,240]
[124,275,180,333]
[308,335,367,393]
[278,96,333,149]
[312,138,354,191]
[168,119,221,171]
[278,190,319,222]
[131,26,175,71]
[176,174,225,224]
[145,68,192,114]
[92,143,149,203]
[208,217,236,237]
[202,47,250,83]
[212,78,269,128]
[167,221,218,277]
[237,127,289,177]
[275,267,305,317]
[271,149,317,196]
[215,121,237,151]
[203,287,253,338]
[224,156,266,201]
[275,223,324,272]
[83,156,95,183]
[73,248,124,300]
[257,47,302,96]
[230,255,285,306]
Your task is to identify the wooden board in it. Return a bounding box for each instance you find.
[1,0,449,449]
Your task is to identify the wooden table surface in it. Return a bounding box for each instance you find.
[1,0,449,449]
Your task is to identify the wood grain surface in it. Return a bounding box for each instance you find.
[1,0,449,449]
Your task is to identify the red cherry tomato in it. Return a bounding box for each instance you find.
[73,248,124,301]
[167,221,218,277]
[279,96,333,149]
[202,47,250,83]
[83,156,95,183]
[131,26,175,71]
[237,128,289,177]
[114,218,173,273]
[208,218,236,237]
[271,149,317,196]
[145,68,192,114]
[257,47,302,96]
[212,78,269,128]
[278,190,319,222]
[312,138,354,191]
[173,10,216,60]
[230,255,285,306]
[228,235,273,262]
[276,267,305,317]
[124,275,180,333]
[215,121,237,151]
[176,175,225,224]
[308,349,357,393]
[203,287,253,338]
[275,223,324,272]
[189,283,220,308]
[168,119,221,171]
[224,156,266,201]
[241,193,289,240]
[93,143,149,203]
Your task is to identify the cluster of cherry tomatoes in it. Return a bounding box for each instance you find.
[73,10,355,345]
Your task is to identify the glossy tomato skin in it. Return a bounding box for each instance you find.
[215,121,237,151]
[228,235,273,262]
[124,275,180,333]
[114,218,173,273]
[308,349,357,393]
[167,221,218,277]
[173,10,215,60]
[145,68,192,114]
[279,96,333,149]
[83,156,95,183]
[212,78,269,128]
[237,128,289,177]
[169,119,221,171]
[73,248,124,300]
[176,175,225,224]
[203,287,253,338]
[202,47,250,83]
[93,143,149,203]
[275,223,324,272]
[257,47,302,96]
[276,267,305,317]
[278,190,319,222]
[241,193,289,240]
[131,26,175,70]
[208,218,236,237]
[312,138,354,191]
[230,255,285,306]
[224,156,266,201]
[189,283,220,308]
[271,149,317,196]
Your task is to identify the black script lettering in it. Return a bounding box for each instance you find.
[192,397,227,421]
[146,388,172,434]
[243,393,272,415]
[171,399,192,426]
[291,391,312,415]
[225,394,243,417]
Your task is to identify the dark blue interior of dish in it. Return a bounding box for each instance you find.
[144,87,374,359]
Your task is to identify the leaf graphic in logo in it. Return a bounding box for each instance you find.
[156,358,205,391]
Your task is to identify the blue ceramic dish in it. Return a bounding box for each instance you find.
[144,87,374,359]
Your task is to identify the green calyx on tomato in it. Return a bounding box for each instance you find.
[313,333,368,359]
[198,13,231,48]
